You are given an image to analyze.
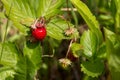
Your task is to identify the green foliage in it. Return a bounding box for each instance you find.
[0,41,42,80]
[81,59,104,77]
[0,42,18,67]
[23,41,42,70]
[47,18,79,40]
[14,41,42,80]
[81,30,98,58]
[2,0,34,34]
[71,43,83,57]
[0,42,18,79]
[104,0,120,79]
[70,0,103,45]
[0,12,5,18]
[80,30,104,77]
[114,0,120,33]
[37,0,63,19]
[0,67,15,80]
[2,0,64,35]
[70,0,105,77]
[0,42,17,80]
[97,43,106,59]
[105,28,120,80]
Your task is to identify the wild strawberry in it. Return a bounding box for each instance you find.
[59,58,72,68]
[32,27,47,41]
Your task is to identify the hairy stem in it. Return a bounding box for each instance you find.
[0,3,13,61]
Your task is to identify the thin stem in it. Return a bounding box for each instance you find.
[0,3,13,61]
[42,54,54,58]
[65,39,73,58]
[66,0,70,28]
[69,2,78,28]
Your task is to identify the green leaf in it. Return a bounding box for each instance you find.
[81,60,104,77]
[23,41,42,69]
[70,0,98,29]
[81,30,98,58]
[0,41,42,80]
[110,0,120,34]
[0,67,15,80]
[0,42,19,67]
[70,0,103,45]
[83,75,98,80]
[1,0,35,34]
[97,43,106,59]
[14,41,42,80]
[0,12,6,18]
[71,43,83,57]
[114,0,120,34]
[37,0,63,19]
[115,12,120,33]
[113,0,120,12]
[14,55,36,80]
[2,0,64,35]
[105,28,120,80]
[47,18,79,40]
[0,42,18,80]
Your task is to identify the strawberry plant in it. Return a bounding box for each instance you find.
[0,0,120,80]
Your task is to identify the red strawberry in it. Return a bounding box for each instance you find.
[32,27,46,41]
